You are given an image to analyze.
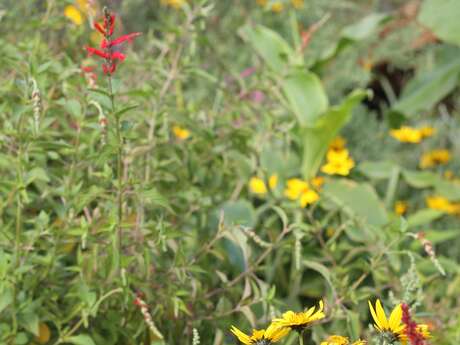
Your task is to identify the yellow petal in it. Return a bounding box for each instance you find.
[375,299,389,330]
[230,326,252,345]
[64,5,83,25]
[368,300,383,331]
[388,304,402,331]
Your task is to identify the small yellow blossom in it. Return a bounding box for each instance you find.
[271,2,284,13]
[419,126,435,138]
[272,300,325,331]
[426,195,459,214]
[269,174,278,190]
[291,0,304,9]
[36,322,51,344]
[321,149,355,176]
[249,177,268,195]
[230,323,290,345]
[311,176,325,190]
[394,201,408,215]
[390,126,422,143]
[329,136,346,151]
[172,125,190,140]
[320,335,366,345]
[64,5,83,25]
[284,178,319,207]
[419,149,451,169]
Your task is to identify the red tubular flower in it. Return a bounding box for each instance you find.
[85,9,141,75]
[401,303,427,345]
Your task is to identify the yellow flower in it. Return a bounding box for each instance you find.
[320,335,366,345]
[389,126,422,143]
[284,178,319,207]
[36,322,51,344]
[249,177,268,195]
[162,0,187,8]
[394,201,408,215]
[321,149,355,176]
[419,126,435,138]
[368,300,405,339]
[426,195,458,214]
[272,300,325,331]
[326,227,335,238]
[269,174,278,190]
[64,5,83,25]
[291,0,304,8]
[419,149,451,169]
[444,170,454,180]
[172,125,190,140]
[271,2,284,13]
[311,176,325,190]
[329,136,346,151]
[256,0,268,6]
[230,324,290,345]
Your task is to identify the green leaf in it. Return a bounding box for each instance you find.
[419,0,460,46]
[19,312,39,336]
[358,161,399,180]
[0,286,13,314]
[240,25,298,72]
[25,167,50,185]
[114,104,139,119]
[434,180,460,200]
[64,99,82,118]
[301,89,367,179]
[424,229,460,244]
[141,188,173,213]
[342,13,390,41]
[402,170,441,188]
[407,209,445,228]
[219,200,256,228]
[303,260,335,296]
[323,179,388,227]
[392,59,460,116]
[67,334,96,345]
[281,69,329,127]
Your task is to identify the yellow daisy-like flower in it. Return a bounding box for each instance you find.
[271,2,284,13]
[329,136,346,151]
[272,300,325,331]
[426,195,459,214]
[291,0,304,9]
[368,300,404,340]
[321,149,355,176]
[389,126,422,143]
[419,149,451,169]
[64,5,83,25]
[230,324,290,345]
[419,126,435,138]
[284,178,319,207]
[394,201,408,215]
[320,335,366,345]
[249,177,268,195]
[172,125,190,140]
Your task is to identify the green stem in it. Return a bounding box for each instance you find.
[299,330,304,345]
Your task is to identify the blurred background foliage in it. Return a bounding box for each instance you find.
[0,0,459,344]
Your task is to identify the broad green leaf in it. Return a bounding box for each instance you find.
[424,229,460,244]
[281,69,329,127]
[301,89,367,179]
[402,170,441,188]
[407,209,445,227]
[67,334,96,345]
[323,179,388,227]
[25,167,50,185]
[64,99,82,118]
[220,200,256,228]
[240,25,298,72]
[0,286,13,314]
[434,180,460,200]
[342,13,390,41]
[419,0,460,46]
[358,161,399,180]
[19,312,39,336]
[392,59,460,116]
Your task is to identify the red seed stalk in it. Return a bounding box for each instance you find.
[401,303,426,345]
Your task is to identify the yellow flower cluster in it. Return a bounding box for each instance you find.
[320,335,365,345]
[389,126,435,143]
[172,125,191,140]
[64,0,96,26]
[230,301,325,344]
[368,300,430,345]
[284,178,321,207]
[426,195,460,214]
[256,0,304,13]
[394,200,408,215]
[419,149,451,169]
[321,137,355,176]
[161,0,187,9]
[249,175,278,195]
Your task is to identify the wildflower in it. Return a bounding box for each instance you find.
[64,0,96,25]
[35,323,51,344]
[256,0,268,6]
[85,8,141,75]
[394,201,408,215]
[249,175,278,195]
[321,149,355,176]
[230,324,290,345]
[291,0,304,9]
[320,335,366,345]
[271,2,284,13]
[284,178,319,207]
[269,174,278,190]
[426,195,459,214]
[161,0,187,9]
[368,300,405,341]
[390,126,422,143]
[64,5,84,25]
[311,176,325,190]
[419,126,435,138]
[400,303,431,345]
[172,125,190,140]
[272,300,325,332]
[329,136,346,151]
[419,149,451,169]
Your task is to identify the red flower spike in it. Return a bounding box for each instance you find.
[109,14,116,36]
[110,33,142,47]
[86,46,109,59]
[94,22,105,35]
